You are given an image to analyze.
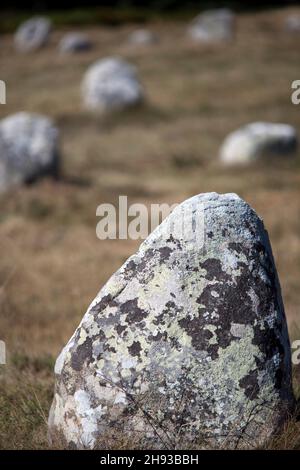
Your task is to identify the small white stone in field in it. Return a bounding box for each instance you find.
[0,112,59,192]
[284,14,300,33]
[15,16,51,52]
[188,8,235,43]
[59,33,92,53]
[220,122,298,165]
[128,29,158,46]
[81,57,144,113]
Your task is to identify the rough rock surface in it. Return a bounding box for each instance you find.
[49,192,294,449]
[220,122,298,165]
[59,33,92,53]
[128,29,158,46]
[15,17,51,52]
[0,112,59,192]
[81,57,144,113]
[187,9,235,43]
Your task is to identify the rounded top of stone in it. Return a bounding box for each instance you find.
[173,192,252,213]
[240,121,297,138]
[139,192,265,258]
[186,191,240,203]
[0,111,56,133]
[16,16,51,30]
[84,57,138,80]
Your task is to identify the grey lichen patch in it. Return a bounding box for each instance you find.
[48,192,295,450]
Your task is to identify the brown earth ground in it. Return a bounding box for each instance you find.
[0,6,299,449]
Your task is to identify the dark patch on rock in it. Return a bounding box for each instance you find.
[90,294,119,316]
[158,246,173,262]
[239,370,260,400]
[115,324,127,335]
[199,258,230,282]
[71,336,93,372]
[128,341,142,357]
[252,322,284,362]
[137,248,155,270]
[123,259,137,276]
[196,244,284,355]
[178,316,213,351]
[121,298,148,324]
[153,301,179,327]
[275,368,284,391]
[105,344,117,353]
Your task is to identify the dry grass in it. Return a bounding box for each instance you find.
[0,6,300,449]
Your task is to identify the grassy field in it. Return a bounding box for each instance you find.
[0,6,300,449]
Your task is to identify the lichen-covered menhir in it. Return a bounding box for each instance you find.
[48,192,294,449]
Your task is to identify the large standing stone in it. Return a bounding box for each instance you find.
[59,33,92,53]
[15,17,51,52]
[220,122,298,165]
[49,193,294,449]
[81,57,144,113]
[0,112,59,192]
[187,9,235,43]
